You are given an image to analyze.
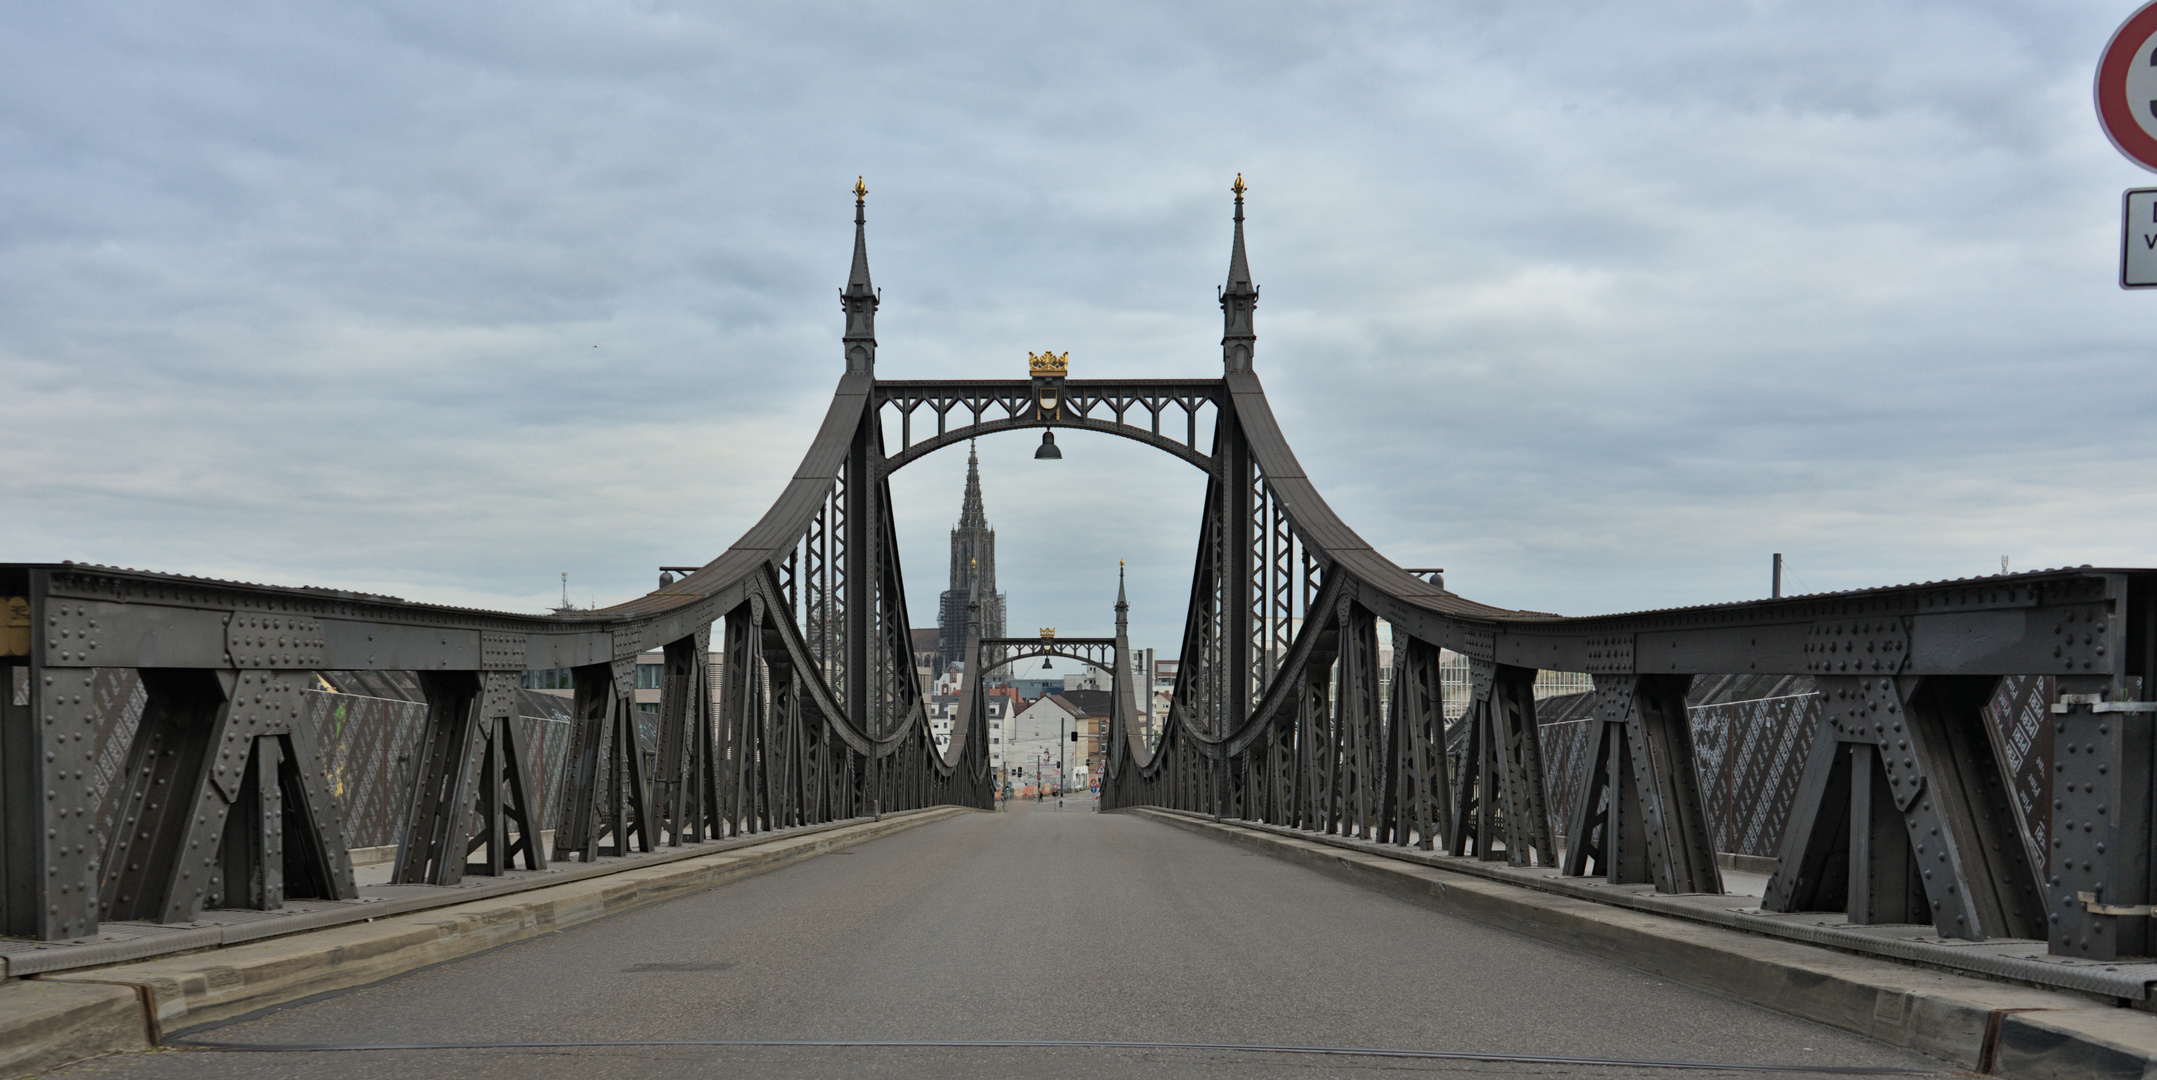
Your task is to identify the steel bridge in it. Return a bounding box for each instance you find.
[3,177,2153,976]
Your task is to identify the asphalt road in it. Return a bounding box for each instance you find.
[50,800,1949,1079]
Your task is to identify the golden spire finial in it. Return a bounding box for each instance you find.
[853,176,867,204]
[1231,173,1247,198]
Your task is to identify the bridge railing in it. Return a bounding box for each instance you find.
[0,372,989,944]
[1100,368,2153,963]
[7,261,2149,968]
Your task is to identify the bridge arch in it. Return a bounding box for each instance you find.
[878,379,1221,475]
[974,639,1118,676]
[0,179,2134,967]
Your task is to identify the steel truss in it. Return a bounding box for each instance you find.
[5,191,2155,967]
[1095,367,2157,964]
[877,380,1220,476]
[0,374,992,942]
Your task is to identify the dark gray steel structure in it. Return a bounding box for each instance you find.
[5,176,2155,968]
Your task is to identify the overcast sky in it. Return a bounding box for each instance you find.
[5,1,2155,660]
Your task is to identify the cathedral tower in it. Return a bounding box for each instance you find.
[937,444,1006,673]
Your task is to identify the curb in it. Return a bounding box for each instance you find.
[5,806,975,1079]
[0,980,152,1079]
[1129,808,2157,1080]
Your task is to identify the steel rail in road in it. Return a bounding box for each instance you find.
[167,1036,1931,1073]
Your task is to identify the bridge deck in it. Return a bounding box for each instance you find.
[91,804,1943,1079]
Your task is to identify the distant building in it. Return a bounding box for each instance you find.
[1004,659,1110,701]
[1007,694,1078,795]
[928,685,1021,771]
[934,666,966,698]
[935,445,1007,675]
[1056,690,1113,790]
[1007,672,1064,699]
[1146,658,1179,743]
[1062,667,1109,692]
[1006,690,1113,794]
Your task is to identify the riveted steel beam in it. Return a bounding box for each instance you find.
[877,378,1222,475]
[1562,674,1721,894]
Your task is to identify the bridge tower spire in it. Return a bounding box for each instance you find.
[842,176,879,374]
[1115,561,1128,637]
[1219,173,1258,372]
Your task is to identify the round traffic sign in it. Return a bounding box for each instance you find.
[2097,1,2157,171]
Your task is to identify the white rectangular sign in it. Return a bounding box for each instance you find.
[2124,188,2157,288]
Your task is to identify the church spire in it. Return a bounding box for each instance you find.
[841,177,879,374]
[1219,173,1258,372]
[939,439,1003,673]
[958,441,987,530]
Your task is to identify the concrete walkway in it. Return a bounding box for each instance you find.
[48,799,1945,1079]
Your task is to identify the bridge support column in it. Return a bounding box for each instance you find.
[392,671,542,883]
[1297,654,1332,832]
[2048,679,2152,959]
[1451,663,1555,866]
[218,717,359,908]
[1562,718,1651,883]
[468,715,546,874]
[1334,600,1381,838]
[844,408,879,816]
[1763,724,1851,913]
[1222,413,1254,766]
[652,632,714,845]
[721,599,773,835]
[769,662,804,828]
[553,663,651,861]
[1382,636,1451,850]
[1846,742,1926,924]
[215,734,284,910]
[99,669,356,921]
[391,671,486,885]
[1560,675,1720,893]
[1764,674,2043,941]
[610,660,654,853]
[553,665,609,861]
[88,669,228,926]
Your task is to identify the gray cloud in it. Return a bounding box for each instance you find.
[3,1,2153,658]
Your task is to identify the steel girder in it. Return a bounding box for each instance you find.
[0,373,986,941]
[392,670,547,884]
[877,379,1222,475]
[95,669,357,923]
[1091,367,2157,962]
[1762,673,2045,942]
[977,637,1118,674]
[4,355,2155,955]
[1558,674,1721,892]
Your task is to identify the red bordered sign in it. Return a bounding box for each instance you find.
[2097,1,2157,171]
